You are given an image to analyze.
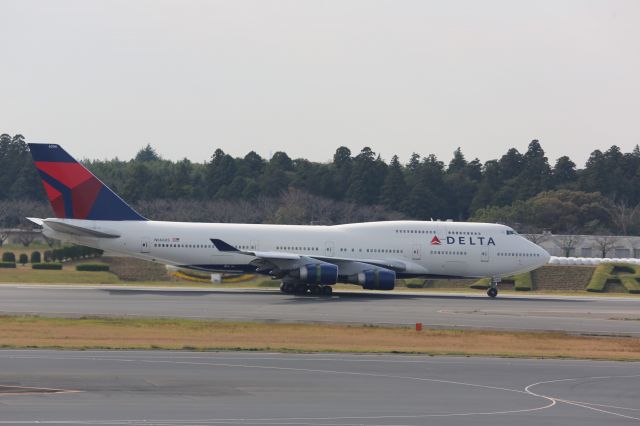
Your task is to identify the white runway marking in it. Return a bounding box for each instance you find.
[525,374,640,421]
[0,352,556,424]
[1,351,638,425]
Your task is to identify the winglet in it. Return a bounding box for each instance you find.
[210,239,240,252]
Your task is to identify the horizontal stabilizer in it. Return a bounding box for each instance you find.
[26,217,44,226]
[43,220,120,238]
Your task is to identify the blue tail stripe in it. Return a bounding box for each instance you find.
[88,186,146,221]
[37,169,74,218]
[28,144,76,162]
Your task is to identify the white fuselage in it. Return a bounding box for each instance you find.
[42,219,550,280]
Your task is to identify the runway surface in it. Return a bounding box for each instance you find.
[0,285,639,335]
[0,349,638,425]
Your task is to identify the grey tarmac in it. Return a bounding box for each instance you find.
[0,285,639,335]
[0,350,638,425]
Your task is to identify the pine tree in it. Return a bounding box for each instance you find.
[380,155,406,207]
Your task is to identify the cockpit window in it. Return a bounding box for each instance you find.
[506,229,518,235]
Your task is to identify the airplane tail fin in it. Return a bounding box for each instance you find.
[28,143,146,221]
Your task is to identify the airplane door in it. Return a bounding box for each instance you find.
[481,246,490,262]
[411,243,421,260]
[140,237,151,253]
[325,241,335,257]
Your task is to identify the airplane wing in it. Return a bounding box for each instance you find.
[210,239,408,273]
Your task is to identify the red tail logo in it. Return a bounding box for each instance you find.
[431,236,441,245]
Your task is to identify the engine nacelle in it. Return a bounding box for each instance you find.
[298,264,338,285]
[357,269,396,290]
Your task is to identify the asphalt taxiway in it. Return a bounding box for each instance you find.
[0,285,639,335]
[0,350,638,425]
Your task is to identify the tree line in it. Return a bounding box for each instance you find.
[2,133,640,234]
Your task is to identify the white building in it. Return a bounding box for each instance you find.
[530,232,640,258]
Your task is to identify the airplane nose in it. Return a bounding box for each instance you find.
[538,246,551,265]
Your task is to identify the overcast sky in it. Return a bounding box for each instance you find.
[2,0,639,167]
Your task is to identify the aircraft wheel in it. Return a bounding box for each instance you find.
[281,282,295,294]
[294,283,308,295]
[487,287,498,298]
[321,286,333,297]
[309,285,321,296]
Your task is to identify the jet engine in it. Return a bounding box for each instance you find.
[297,263,339,285]
[354,268,396,290]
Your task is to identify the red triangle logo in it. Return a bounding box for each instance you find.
[431,236,441,245]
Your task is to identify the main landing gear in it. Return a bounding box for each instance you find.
[487,278,500,298]
[280,282,333,297]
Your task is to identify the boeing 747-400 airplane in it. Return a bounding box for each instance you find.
[26,143,550,297]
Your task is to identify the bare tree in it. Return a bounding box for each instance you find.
[16,228,36,247]
[0,200,52,227]
[554,234,583,257]
[42,233,58,247]
[0,231,8,247]
[610,201,640,235]
[524,233,547,245]
[594,235,617,258]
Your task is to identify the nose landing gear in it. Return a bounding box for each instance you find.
[487,278,500,298]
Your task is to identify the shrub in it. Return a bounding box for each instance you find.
[405,279,426,289]
[257,280,281,288]
[76,263,110,272]
[51,248,64,262]
[32,263,63,270]
[2,252,15,262]
[30,251,41,263]
[470,277,490,289]
[586,264,614,292]
[612,265,635,275]
[514,272,533,291]
[0,262,16,268]
[18,253,28,265]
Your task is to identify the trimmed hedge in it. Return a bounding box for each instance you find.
[471,273,531,291]
[405,279,426,288]
[0,262,16,268]
[32,263,63,270]
[586,263,640,293]
[76,263,110,272]
[470,277,490,289]
[2,252,15,262]
[586,264,614,292]
[51,245,103,262]
[620,276,640,294]
[514,272,533,291]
